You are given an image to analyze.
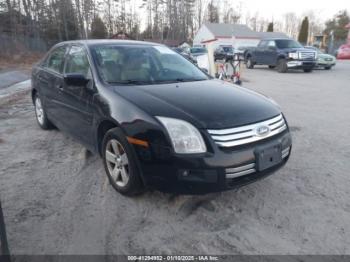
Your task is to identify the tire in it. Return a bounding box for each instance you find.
[324,66,331,70]
[246,57,254,69]
[303,68,313,73]
[268,65,276,69]
[277,58,288,73]
[102,127,144,196]
[33,93,53,130]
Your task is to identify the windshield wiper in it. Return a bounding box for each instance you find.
[155,78,206,83]
[107,80,152,85]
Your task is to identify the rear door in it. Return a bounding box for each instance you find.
[37,45,68,126]
[59,44,95,148]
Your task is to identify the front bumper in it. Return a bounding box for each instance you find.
[317,61,336,67]
[134,130,292,194]
[287,60,316,69]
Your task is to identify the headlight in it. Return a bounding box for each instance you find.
[288,52,299,59]
[156,117,207,154]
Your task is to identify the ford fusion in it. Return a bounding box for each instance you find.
[31,40,292,195]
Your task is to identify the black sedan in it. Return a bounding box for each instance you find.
[172,47,196,64]
[214,45,234,61]
[31,40,292,195]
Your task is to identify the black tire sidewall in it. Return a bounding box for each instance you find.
[102,127,143,196]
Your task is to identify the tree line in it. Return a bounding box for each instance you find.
[0,0,349,52]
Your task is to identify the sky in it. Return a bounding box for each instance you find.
[238,0,349,22]
[134,0,349,28]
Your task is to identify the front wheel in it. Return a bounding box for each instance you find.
[324,66,332,70]
[277,59,288,73]
[102,128,144,196]
[34,93,53,130]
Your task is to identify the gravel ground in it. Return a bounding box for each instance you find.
[0,61,350,255]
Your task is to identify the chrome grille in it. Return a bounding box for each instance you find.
[226,163,256,179]
[299,51,316,60]
[207,114,287,148]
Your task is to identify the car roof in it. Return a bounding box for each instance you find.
[53,39,162,48]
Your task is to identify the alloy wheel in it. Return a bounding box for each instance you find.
[105,139,130,187]
[35,97,44,125]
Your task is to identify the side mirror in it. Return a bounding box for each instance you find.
[64,73,89,86]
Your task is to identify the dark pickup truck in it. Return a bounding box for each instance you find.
[244,38,317,73]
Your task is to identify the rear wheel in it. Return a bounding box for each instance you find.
[34,93,53,130]
[102,127,143,196]
[246,57,254,69]
[277,58,288,73]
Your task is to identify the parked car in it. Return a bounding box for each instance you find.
[172,47,196,64]
[336,44,350,59]
[189,47,208,62]
[214,45,234,61]
[305,46,336,70]
[244,38,317,73]
[32,40,292,195]
[234,46,249,60]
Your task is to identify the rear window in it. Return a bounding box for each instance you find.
[222,46,233,52]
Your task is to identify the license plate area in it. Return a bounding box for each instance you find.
[256,143,282,171]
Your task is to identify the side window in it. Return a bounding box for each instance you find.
[65,45,91,79]
[258,41,267,48]
[46,46,67,73]
[267,41,276,47]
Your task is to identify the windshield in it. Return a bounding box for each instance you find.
[222,46,233,53]
[91,45,209,85]
[275,40,303,49]
[190,47,207,54]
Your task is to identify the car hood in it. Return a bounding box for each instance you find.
[318,53,335,59]
[285,48,316,53]
[112,80,281,129]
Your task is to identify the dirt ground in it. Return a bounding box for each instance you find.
[0,61,350,255]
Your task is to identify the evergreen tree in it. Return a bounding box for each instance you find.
[298,16,309,44]
[90,16,107,39]
[324,10,350,41]
[267,22,274,32]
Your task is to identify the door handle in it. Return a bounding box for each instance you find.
[55,84,63,89]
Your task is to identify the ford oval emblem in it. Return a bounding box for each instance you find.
[256,125,270,137]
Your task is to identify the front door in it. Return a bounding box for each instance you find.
[265,40,277,65]
[59,45,95,148]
